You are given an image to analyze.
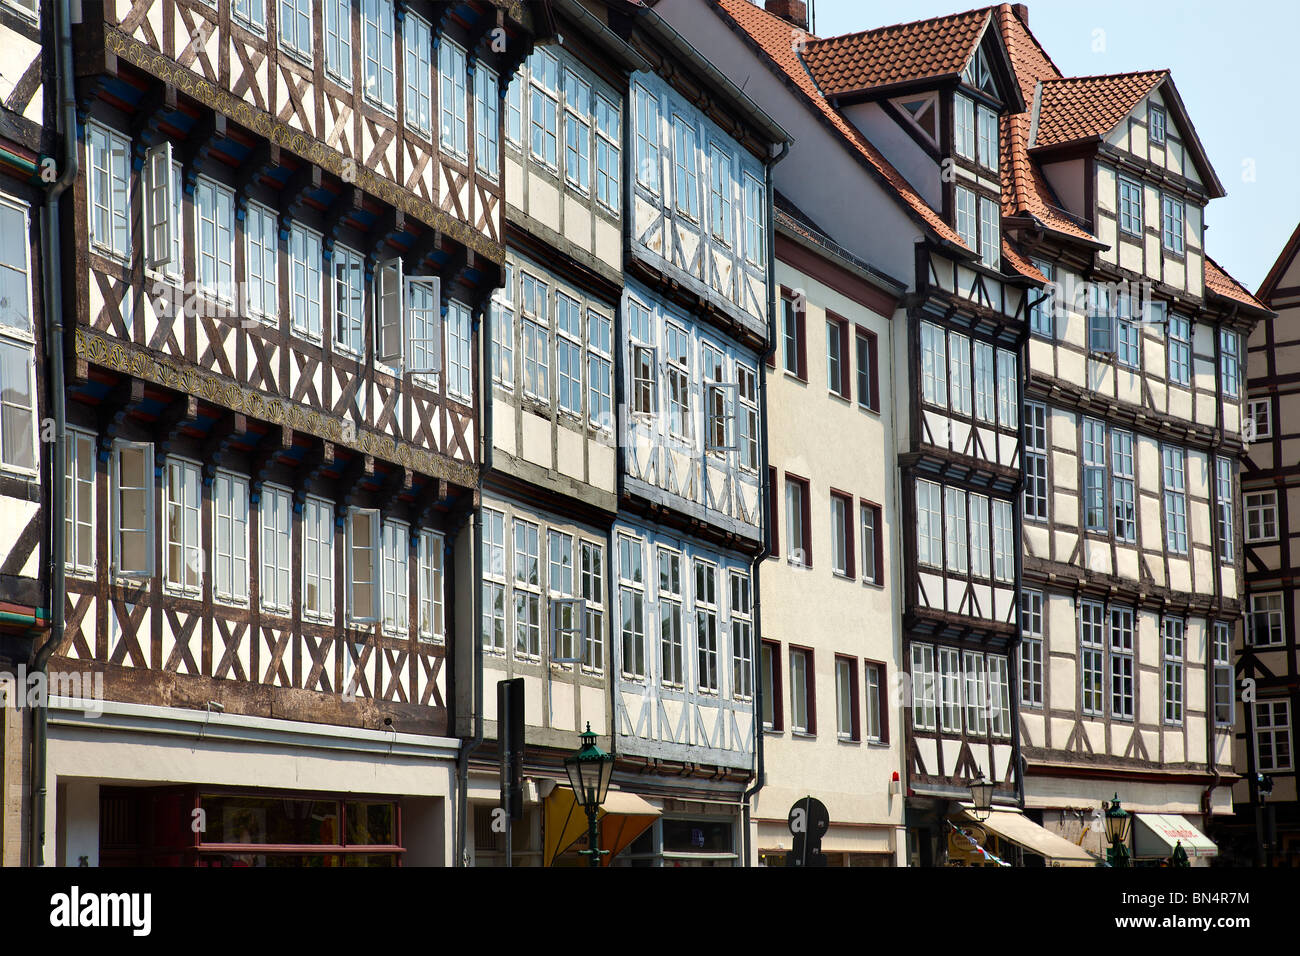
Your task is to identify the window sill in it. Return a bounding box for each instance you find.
[791,730,816,739]
[836,735,860,745]
[861,579,884,590]
[828,389,851,405]
[832,570,853,581]
[857,402,881,416]
[782,370,808,385]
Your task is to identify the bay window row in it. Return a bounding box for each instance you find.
[909,642,1011,738]
[919,321,1017,430]
[915,478,1015,584]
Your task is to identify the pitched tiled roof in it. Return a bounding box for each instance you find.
[800,7,993,97]
[714,0,971,252]
[1031,71,1167,150]
[1205,256,1269,311]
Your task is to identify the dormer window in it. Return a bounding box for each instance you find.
[954,94,998,172]
[1150,105,1167,145]
[955,185,1000,269]
[962,46,996,96]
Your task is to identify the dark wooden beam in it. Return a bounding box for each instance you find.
[95,378,147,463]
[182,112,226,194]
[250,425,294,503]
[293,441,335,510]
[202,411,247,483]
[154,393,200,468]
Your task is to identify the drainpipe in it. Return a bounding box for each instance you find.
[742,137,788,867]
[28,0,78,868]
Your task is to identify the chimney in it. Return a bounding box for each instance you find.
[1011,3,1029,25]
[765,0,810,33]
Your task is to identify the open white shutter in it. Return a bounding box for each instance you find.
[146,140,174,269]
[405,275,442,374]
[376,257,404,363]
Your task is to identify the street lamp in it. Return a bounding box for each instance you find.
[564,722,615,867]
[1102,793,1132,867]
[969,774,995,822]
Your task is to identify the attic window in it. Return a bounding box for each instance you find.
[1150,105,1167,145]
[962,47,996,96]
[900,97,937,138]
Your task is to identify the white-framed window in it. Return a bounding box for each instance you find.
[87,122,131,261]
[1029,259,1054,337]
[279,0,312,61]
[948,331,972,416]
[988,654,1010,737]
[738,364,759,471]
[529,50,559,169]
[144,144,182,277]
[974,340,994,424]
[302,495,335,623]
[580,540,604,671]
[938,645,962,734]
[911,643,936,731]
[195,176,235,302]
[403,271,442,382]
[665,323,691,440]
[1118,177,1143,235]
[969,493,990,578]
[944,486,968,575]
[418,529,444,642]
[633,84,660,193]
[332,244,365,356]
[164,458,203,596]
[1167,314,1191,385]
[920,321,947,407]
[347,508,380,623]
[864,662,882,742]
[1150,105,1167,144]
[695,559,719,693]
[1116,294,1140,369]
[1212,621,1233,726]
[1023,401,1048,522]
[289,223,323,341]
[731,570,753,700]
[743,173,764,266]
[381,519,409,635]
[1255,700,1292,772]
[555,292,583,416]
[446,299,473,403]
[657,545,683,686]
[65,429,97,576]
[521,271,550,401]
[1088,283,1114,353]
[835,655,857,740]
[832,492,852,576]
[588,310,613,431]
[785,476,807,567]
[1220,328,1241,398]
[1161,195,1185,254]
[0,197,36,476]
[955,186,977,252]
[244,201,278,321]
[1083,417,1106,532]
[563,70,591,192]
[1247,592,1284,647]
[709,143,733,246]
[976,104,998,173]
[513,518,541,659]
[963,650,988,735]
[595,95,620,212]
[259,484,293,615]
[438,39,468,158]
[916,479,943,569]
[505,67,524,148]
[482,508,506,652]
[1217,457,1235,563]
[619,533,646,679]
[492,262,515,389]
[629,298,656,416]
[212,471,250,605]
[404,13,433,137]
[672,115,699,221]
[1248,398,1272,440]
[325,0,352,84]
[1110,606,1134,720]
[1162,445,1188,554]
[3,0,39,22]
[1244,492,1278,542]
[475,66,500,179]
[790,647,813,734]
[111,441,154,578]
[1020,589,1043,708]
[954,94,975,160]
[979,196,1000,268]
[1079,599,1105,716]
[1112,428,1135,542]
[547,530,577,662]
[1162,617,1184,725]
[361,0,396,114]
[992,499,1014,584]
[996,348,1017,428]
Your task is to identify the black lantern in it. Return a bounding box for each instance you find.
[1102,793,1131,867]
[564,723,614,867]
[969,775,995,822]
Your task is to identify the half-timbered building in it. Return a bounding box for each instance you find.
[30,0,540,866]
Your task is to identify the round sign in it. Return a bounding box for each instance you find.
[787,796,830,837]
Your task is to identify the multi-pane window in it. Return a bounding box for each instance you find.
[1079,600,1105,716]
[595,95,620,210]
[381,520,409,635]
[695,560,719,693]
[672,116,699,220]
[633,84,660,192]
[505,67,523,147]
[1020,589,1044,708]
[831,492,853,577]
[1212,621,1233,726]
[361,0,396,113]
[1244,490,1277,543]
[482,509,506,652]
[521,272,550,400]
[738,365,759,471]
[1110,606,1134,720]
[1216,457,1235,562]
[333,244,365,356]
[244,202,278,320]
[475,66,500,179]
[977,105,998,173]
[588,310,613,430]
[1162,445,1188,554]
[324,0,351,83]
[1088,284,1114,353]
[979,196,1000,269]
[709,144,733,246]
[446,300,472,403]
[65,430,96,576]
[0,200,35,475]
[563,70,591,192]
[1248,592,1284,647]
[87,123,131,260]
[554,292,583,416]
[1220,329,1241,398]
[781,291,805,378]
[492,263,515,389]
[963,651,988,735]
[280,0,312,59]
[996,349,1017,428]
[513,519,541,659]
[196,177,235,301]
[289,224,322,340]
[302,496,334,622]
[790,647,813,734]
[860,502,881,585]
[1029,259,1054,337]
[743,174,764,266]
[974,341,994,424]
[438,39,468,156]
[232,0,265,32]
[1162,617,1184,725]
[916,479,942,569]
[948,331,972,416]
[1162,195,1185,254]
[1167,314,1191,385]
[988,655,1010,737]
[404,14,433,136]
[1150,105,1167,144]
[1118,177,1143,235]
[955,186,977,252]
[347,508,380,623]
[144,147,182,277]
[969,493,990,578]
[911,644,936,731]
[1116,296,1140,369]
[835,656,859,741]
[1082,418,1106,532]
[944,487,968,575]
[920,322,947,407]
[164,459,203,596]
[111,442,153,578]
[864,663,883,742]
[955,94,976,160]
[1023,402,1048,521]
[1255,700,1292,772]
[665,323,691,440]
[580,541,604,670]
[619,534,646,679]
[1111,429,1135,541]
[548,531,577,662]
[212,471,249,605]
[529,51,559,168]
[1248,398,1272,441]
[418,530,444,642]
[658,547,683,686]
[260,485,293,614]
[938,646,962,734]
[992,499,1014,584]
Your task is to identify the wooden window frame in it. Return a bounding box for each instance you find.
[855,326,880,412]
[780,286,808,381]
[826,313,851,399]
[830,489,855,579]
[864,660,889,743]
[834,654,861,742]
[790,644,817,736]
[761,639,784,732]
[859,499,883,586]
[785,473,812,568]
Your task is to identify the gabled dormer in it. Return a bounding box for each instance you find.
[800,9,1024,270]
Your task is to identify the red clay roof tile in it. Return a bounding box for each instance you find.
[1031,71,1167,150]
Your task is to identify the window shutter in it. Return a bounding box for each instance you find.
[837,319,851,397]
[404,275,443,374]
[146,140,173,269]
[867,332,880,410]
[796,302,808,380]
[768,466,778,557]
[376,257,404,362]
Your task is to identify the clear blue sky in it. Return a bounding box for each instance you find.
[807,0,1300,292]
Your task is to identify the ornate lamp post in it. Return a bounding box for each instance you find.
[564,722,615,867]
[969,774,995,822]
[1102,793,1132,867]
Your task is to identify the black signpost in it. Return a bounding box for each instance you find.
[498,678,524,867]
[785,796,830,867]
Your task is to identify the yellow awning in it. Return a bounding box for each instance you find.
[543,787,661,867]
[959,808,1097,867]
